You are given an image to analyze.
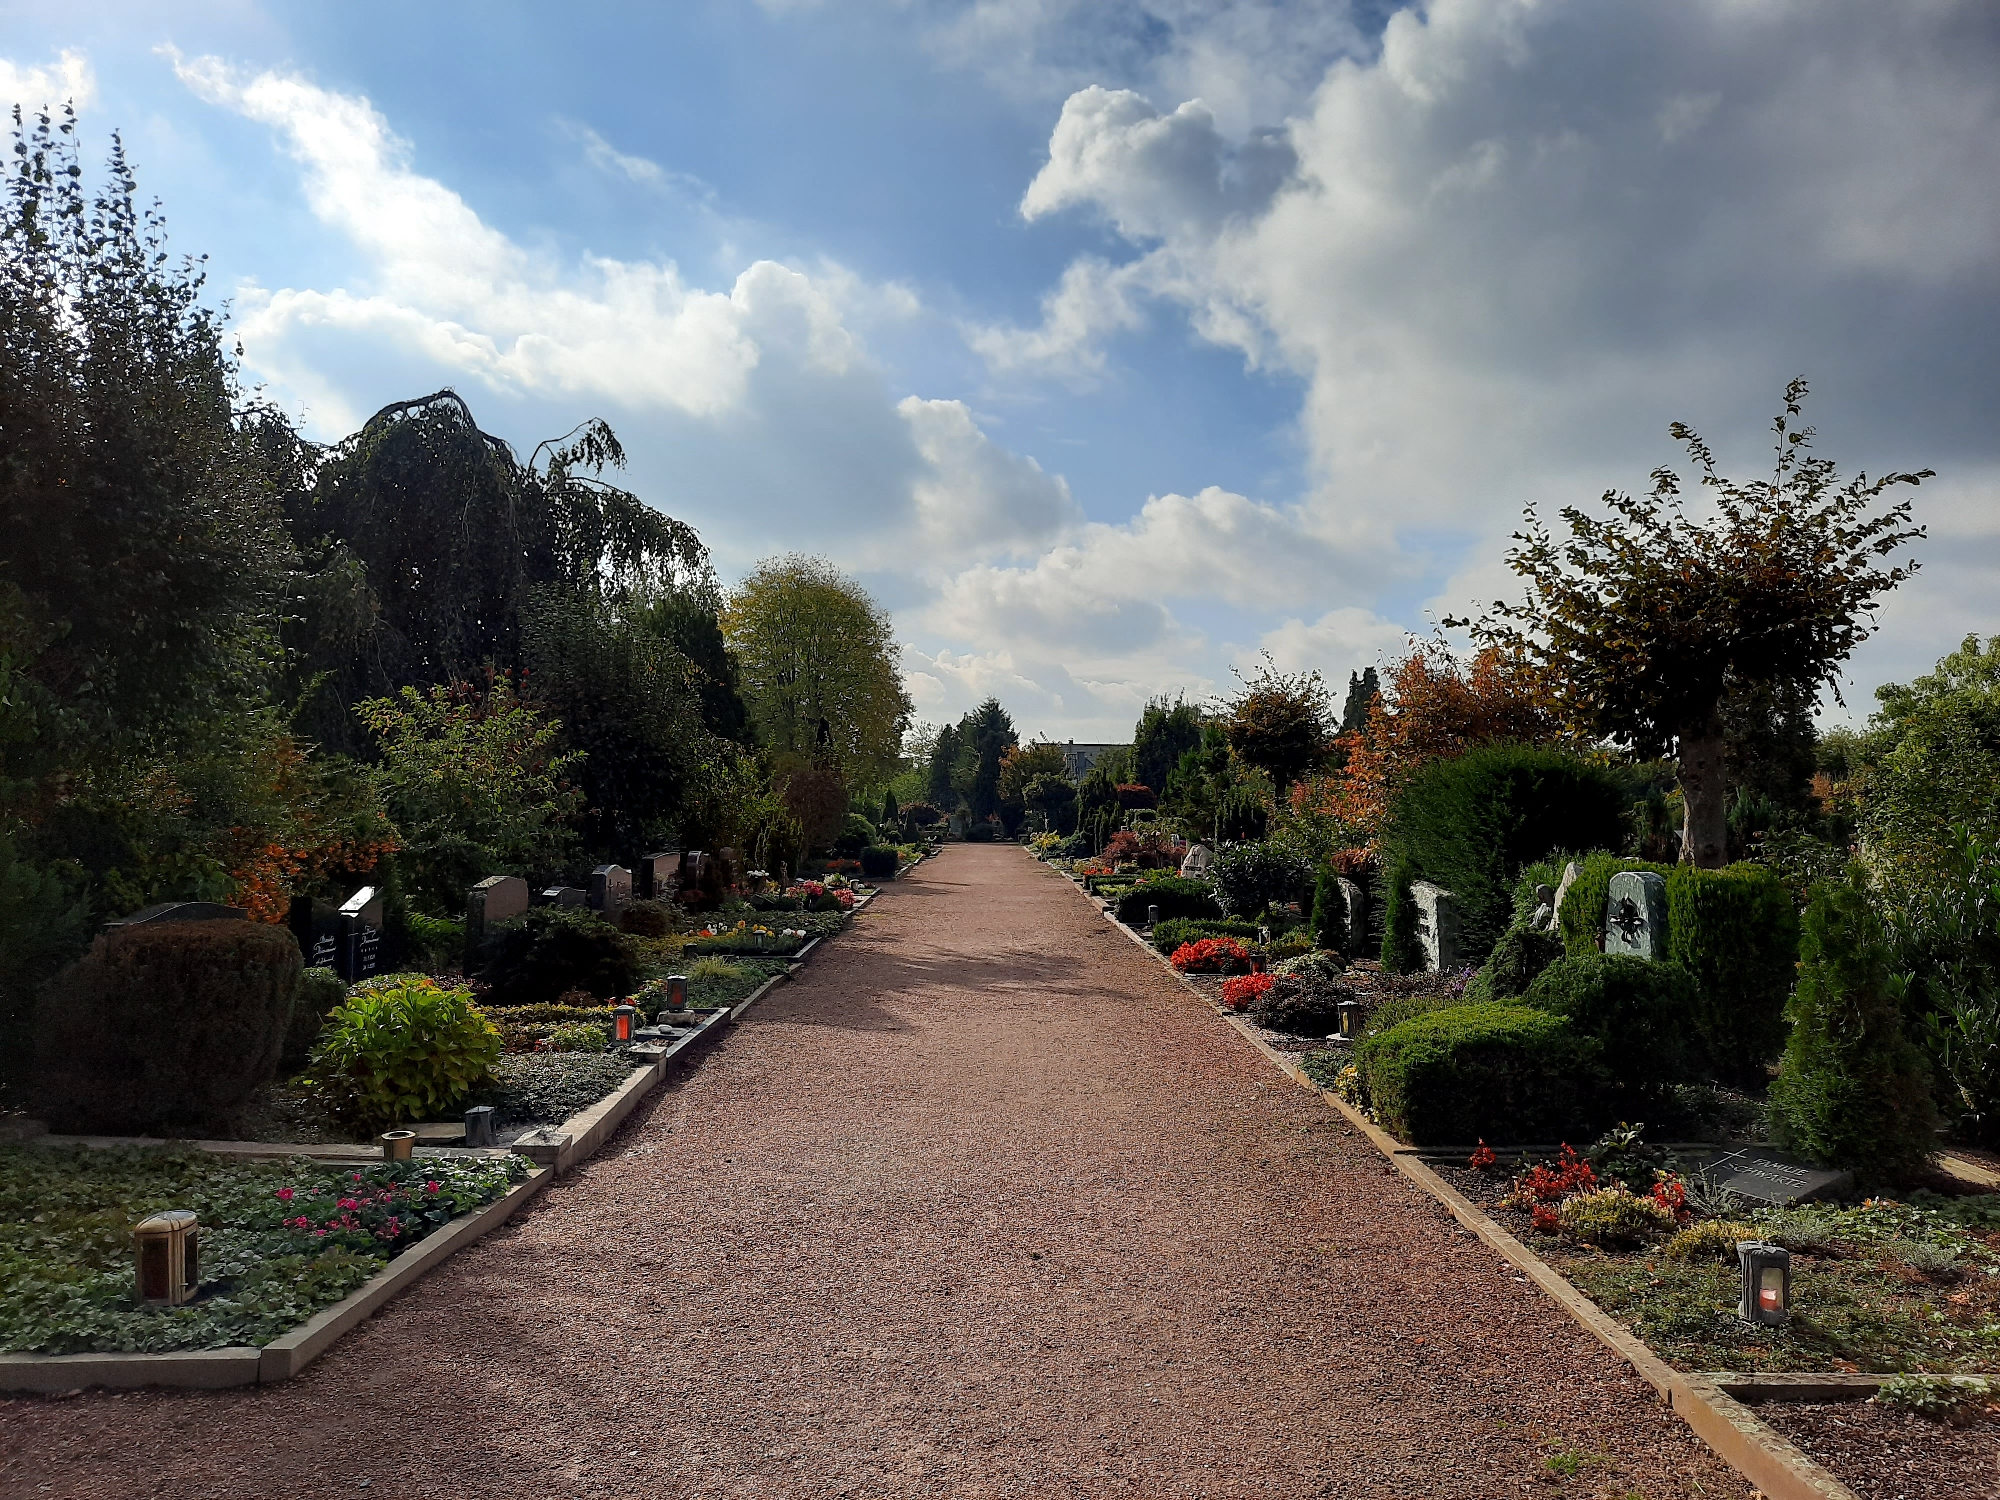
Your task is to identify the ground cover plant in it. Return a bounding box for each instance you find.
[0,1144,525,1354]
[467,1053,636,1126]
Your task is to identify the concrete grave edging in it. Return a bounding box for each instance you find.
[1060,858,1865,1500]
[0,1165,551,1394]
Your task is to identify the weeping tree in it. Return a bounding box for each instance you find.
[1457,382,1927,868]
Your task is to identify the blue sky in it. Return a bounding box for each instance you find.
[5,2,1998,741]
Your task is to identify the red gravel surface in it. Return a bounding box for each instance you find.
[1757,1401,2000,1499]
[1,847,1750,1499]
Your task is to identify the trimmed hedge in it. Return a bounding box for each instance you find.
[1668,863,1799,1086]
[1555,854,1799,1084]
[1380,746,1629,966]
[1151,916,1262,953]
[1521,953,1698,1092]
[859,845,899,879]
[33,919,302,1133]
[475,906,642,1009]
[1356,1002,1606,1145]
[1113,876,1222,926]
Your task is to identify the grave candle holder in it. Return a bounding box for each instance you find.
[613,1004,637,1043]
[1736,1240,1791,1323]
[1337,999,1365,1040]
[464,1105,497,1149]
[1146,904,1160,928]
[135,1210,199,1306]
[379,1129,416,1161]
[665,974,689,1012]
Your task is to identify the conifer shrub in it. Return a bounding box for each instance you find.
[1522,953,1699,1094]
[1380,747,1629,965]
[1310,866,1348,952]
[1112,877,1222,926]
[1769,869,1940,1188]
[1246,971,1356,1035]
[1667,863,1799,1085]
[475,906,642,1009]
[616,899,674,938]
[1483,924,1565,1000]
[1379,855,1425,974]
[1355,1003,1606,1144]
[282,965,351,1071]
[32,920,302,1133]
[859,845,899,879]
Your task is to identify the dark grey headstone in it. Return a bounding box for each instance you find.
[338,886,385,981]
[1605,870,1669,960]
[1697,1147,1852,1206]
[1410,881,1459,972]
[538,886,587,909]
[108,901,251,930]
[288,895,343,970]
[590,864,632,913]
[637,851,680,901]
[463,1105,497,1149]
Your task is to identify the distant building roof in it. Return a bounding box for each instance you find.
[1061,741,1129,779]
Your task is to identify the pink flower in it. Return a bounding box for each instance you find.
[425,1180,442,1194]
[314,1228,327,1238]
[275,1187,295,1203]
[338,1197,359,1211]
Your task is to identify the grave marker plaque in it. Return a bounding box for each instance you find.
[338,886,385,982]
[288,895,343,971]
[1697,1147,1852,1206]
[589,864,632,913]
[464,875,530,963]
[1410,881,1459,972]
[1604,870,1669,960]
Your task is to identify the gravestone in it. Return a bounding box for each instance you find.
[1604,870,1669,960]
[338,886,385,982]
[1180,843,1214,878]
[538,886,587,909]
[464,875,530,963]
[1336,877,1368,957]
[1551,861,1580,923]
[108,901,250,930]
[1409,881,1459,972]
[636,851,680,901]
[590,864,632,913]
[1697,1147,1852,1206]
[288,895,344,970]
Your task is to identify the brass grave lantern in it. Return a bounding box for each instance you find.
[135,1210,199,1306]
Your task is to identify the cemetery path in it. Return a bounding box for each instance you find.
[2,845,1749,1500]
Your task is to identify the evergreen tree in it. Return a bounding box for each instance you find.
[1769,868,1940,1188]
[1341,668,1381,734]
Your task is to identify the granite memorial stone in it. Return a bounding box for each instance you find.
[338,885,385,982]
[1336,877,1368,955]
[288,895,343,970]
[538,886,587,909]
[590,864,632,913]
[1604,870,1669,960]
[1179,843,1214,878]
[1410,880,1459,972]
[1697,1147,1852,1206]
[636,851,680,901]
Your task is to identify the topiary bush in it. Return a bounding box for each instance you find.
[1667,862,1799,1086]
[1113,877,1222,926]
[282,965,351,1071]
[1522,953,1698,1095]
[859,845,899,879]
[833,812,878,858]
[1355,1003,1606,1145]
[32,919,302,1134]
[1209,841,1312,918]
[475,905,643,1009]
[308,977,502,1130]
[1769,869,1941,1188]
[1380,746,1630,965]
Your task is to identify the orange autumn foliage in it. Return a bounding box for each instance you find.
[1291,639,1575,851]
[221,735,399,922]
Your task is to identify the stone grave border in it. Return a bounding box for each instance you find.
[1044,851,1881,1500]
[0,882,892,1393]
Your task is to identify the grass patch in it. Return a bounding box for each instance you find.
[0,1144,525,1354]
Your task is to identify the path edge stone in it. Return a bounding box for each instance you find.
[1056,856,1864,1500]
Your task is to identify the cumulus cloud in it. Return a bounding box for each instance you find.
[899,397,1082,561]
[0,48,95,113]
[974,0,2000,714]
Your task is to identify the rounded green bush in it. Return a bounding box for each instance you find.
[1355,1002,1606,1145]
[1521,953,1698,1092]
[1484,924,1565,1000]
[283,965,351,1071]
[475,905,642,1008]
[309,978,502,1130]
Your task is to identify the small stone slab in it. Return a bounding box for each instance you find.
[1697,1146,1852,1206]
[1604,870,1668,960]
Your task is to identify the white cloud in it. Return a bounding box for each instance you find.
[1260,608,1411,679]
[898,397,1081,562]
[0,48,95,113]
[963,253,1152,379]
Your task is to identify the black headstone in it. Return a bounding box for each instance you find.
[337,886,385,982]
[288,895,343,971]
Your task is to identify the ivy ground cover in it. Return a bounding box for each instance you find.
[0,1144,525,1354]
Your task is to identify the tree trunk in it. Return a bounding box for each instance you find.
[1677,707,1730,869]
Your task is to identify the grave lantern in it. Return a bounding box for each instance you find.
[464,1105,497,1148]
[613,1004,638,1043]
[665,974,689,1012]
[1737,1240,1791,1324]
[135,1210,199,1306]
[1337,998,1365,1040]
[380,1129,416,1161]
[1146,904,1161,928]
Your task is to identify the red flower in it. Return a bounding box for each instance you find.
[1220,972,1276,1010]
[1530,1204,1560,1234]
[425,1180,442,1194]
[1170,937,1253,974]
[275,1187,295,1203]
[1469,1141,1497,1171]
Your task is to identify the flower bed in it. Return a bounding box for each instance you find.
[0,1144,526,1354]
[1169,937,1253,974]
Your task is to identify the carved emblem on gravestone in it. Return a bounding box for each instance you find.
[1603,870,1668,961]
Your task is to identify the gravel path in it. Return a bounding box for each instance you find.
[2,847,1749,1499]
